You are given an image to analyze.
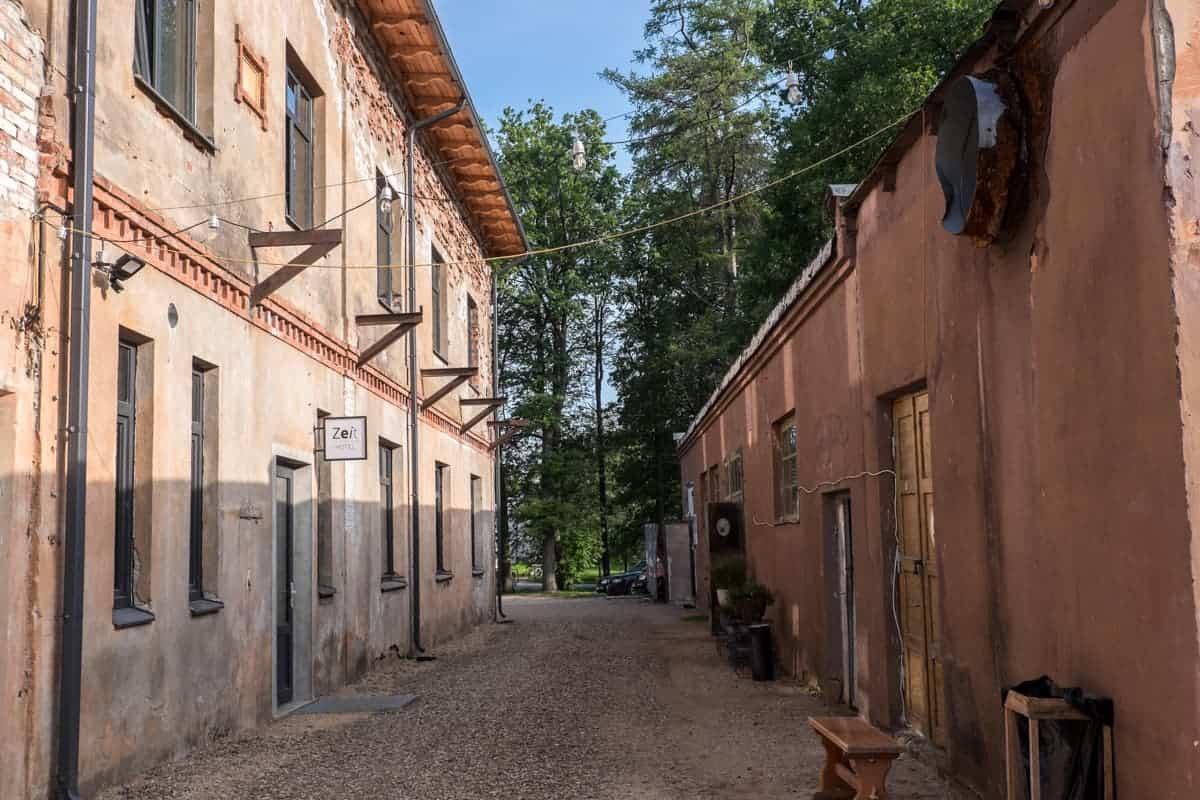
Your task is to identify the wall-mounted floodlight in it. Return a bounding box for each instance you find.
[96,253,147,293]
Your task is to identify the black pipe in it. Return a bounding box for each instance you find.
[491,261,506,620]
[408,97,466,657]
[57,0,97,795]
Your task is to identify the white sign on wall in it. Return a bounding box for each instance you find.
[322,416,367,461]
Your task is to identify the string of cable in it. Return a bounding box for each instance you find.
[46,4,926,222]
[47,109,912,271]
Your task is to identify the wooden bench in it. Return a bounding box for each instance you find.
[809,716,903,800]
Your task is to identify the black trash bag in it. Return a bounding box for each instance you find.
[1002,677,1114,800]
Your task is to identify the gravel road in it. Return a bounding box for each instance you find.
[98,596,952,800]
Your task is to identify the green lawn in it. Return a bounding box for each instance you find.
[509,590,596,599]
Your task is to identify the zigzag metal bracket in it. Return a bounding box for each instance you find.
[459,396,505,436]
[248,229,342,305]
[356,309,423,366]
[488,418,529,452]
[421,366,477,409]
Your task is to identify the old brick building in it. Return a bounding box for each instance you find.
[0,0,525,796]
[680,1,1200,796]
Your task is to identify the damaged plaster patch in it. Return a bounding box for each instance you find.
[1153,0,1176,151]
[310,0,372,181]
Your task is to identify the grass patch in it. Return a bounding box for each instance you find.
[681,613,708,623]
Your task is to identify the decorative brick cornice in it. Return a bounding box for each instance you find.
[46,169,492,455]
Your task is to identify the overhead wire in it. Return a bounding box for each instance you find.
[47,109,915,271]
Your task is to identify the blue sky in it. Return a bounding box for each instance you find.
[435,0,651,171]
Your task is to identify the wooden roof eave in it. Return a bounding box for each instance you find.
[356,0,529,258]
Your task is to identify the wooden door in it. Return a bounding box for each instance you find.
[834,495,856,708]
[894,391,946,745]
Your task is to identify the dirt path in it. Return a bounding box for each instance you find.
[98,596,952,799]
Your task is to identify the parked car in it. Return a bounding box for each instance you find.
[596,562,646,596]
[630,569,648,595]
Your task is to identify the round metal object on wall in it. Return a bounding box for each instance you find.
[935,73,1023,245]
[167,303,179,328]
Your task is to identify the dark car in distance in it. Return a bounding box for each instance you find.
[596,562,646,596]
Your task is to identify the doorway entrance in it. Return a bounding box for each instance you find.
[831,493,856,708]
[893,390,945,745]
[275,462,296,706]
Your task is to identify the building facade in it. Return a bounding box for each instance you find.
[0,0,525,796]
[679,1,1200,796]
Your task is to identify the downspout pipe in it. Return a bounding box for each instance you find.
[408,97,466,656]
[57,0,98,796]
[492,267,505,619]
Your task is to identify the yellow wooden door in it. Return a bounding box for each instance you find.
[894,391,946,745]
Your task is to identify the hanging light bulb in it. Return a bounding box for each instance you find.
[571,134,586,173]
[208,213,220,230]
[380,184,394,215]
[786,62,801,106]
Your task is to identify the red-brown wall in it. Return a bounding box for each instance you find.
[680,1,1200,795]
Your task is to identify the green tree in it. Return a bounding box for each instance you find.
[742,0,994,324]
[494,103,624,590]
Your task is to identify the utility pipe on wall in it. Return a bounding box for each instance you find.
[57,0,98,796]
[407,97,466,656]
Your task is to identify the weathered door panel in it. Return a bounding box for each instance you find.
[894,391,945,745]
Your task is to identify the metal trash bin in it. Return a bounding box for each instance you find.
[748,623,774,681]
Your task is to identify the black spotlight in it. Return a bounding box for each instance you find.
[100,253,146,293]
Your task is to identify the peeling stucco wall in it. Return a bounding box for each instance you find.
[0,0,502,796]
[1159,2,1200,780]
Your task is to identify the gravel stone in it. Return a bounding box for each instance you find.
[96,596,953,799]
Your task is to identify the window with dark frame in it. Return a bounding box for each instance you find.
[726,449,744,502]
[467,296,479,369]
[380,442,398,579]
[114,340,138,610]
[435,463,447,573]
[316,410,334,598]
[470,475,481,573]
[377,171,395,309]
[774,414,799,520]
[134,0,198,121]
[285,66,315,229]
[188,364,205,601]
[431,249,445,359]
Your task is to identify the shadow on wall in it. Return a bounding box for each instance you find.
[0,466,495,798]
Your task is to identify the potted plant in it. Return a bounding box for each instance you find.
[711,555,746,607]
[730,581,775,624]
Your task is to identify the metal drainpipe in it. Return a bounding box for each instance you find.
[408,97,466,656]
[491,267,505,619]
[57,0,97,796]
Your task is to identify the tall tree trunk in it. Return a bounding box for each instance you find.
[542,532,558,593]
[594,295,610,576]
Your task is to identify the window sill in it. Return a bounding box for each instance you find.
[434,571,454,584]
[133,74,216,154]
[381,576,408,593]
[189,597,225,617]
[112,606,156,629]
[318,583,337,600]
[472,568,485,578]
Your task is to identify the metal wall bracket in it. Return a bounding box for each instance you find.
[356,309,423,366]
[248,229,342,305]
[420,366,477,409]
[487,418,529,451]
[459,396,505,436]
